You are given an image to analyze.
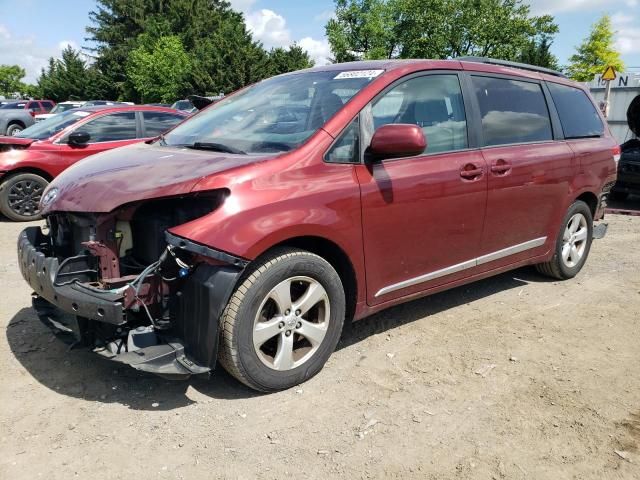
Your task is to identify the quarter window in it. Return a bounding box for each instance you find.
[547,83,604,139]
[471,76,553,146]
[143,111,184,137]
[368,75,468,155]
[74,112,137,143]
[325,117,360,163]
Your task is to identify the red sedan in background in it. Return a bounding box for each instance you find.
[0,105,188,221]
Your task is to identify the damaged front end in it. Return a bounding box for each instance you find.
[17,192,247,379]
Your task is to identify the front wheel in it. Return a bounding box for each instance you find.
[6,124,23,136]
[218,248,345,392]
[535,200,593,280]
[0,173,49,221]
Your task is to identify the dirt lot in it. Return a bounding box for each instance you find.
[1,210,639,480]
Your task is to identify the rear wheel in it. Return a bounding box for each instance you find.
[535,200,593,280]
[218,248,345,392]
[6,123,24,136]
[0,173,48,221]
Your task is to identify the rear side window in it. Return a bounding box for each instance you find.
[27,102,41,111]
[547,83,604,139]
[41,101,54,111]
[472,76,552,146]
[143,111,184,137]
[75,112,137,142]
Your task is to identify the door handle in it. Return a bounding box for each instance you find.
[490,159,512,175]
[460,164,483,179]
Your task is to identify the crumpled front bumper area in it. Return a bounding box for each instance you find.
[18,226,243,379]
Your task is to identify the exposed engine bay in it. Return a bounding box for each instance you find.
[18,192,247,378]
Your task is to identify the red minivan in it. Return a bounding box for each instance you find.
[18,59,617,391]
[0,105,188,220]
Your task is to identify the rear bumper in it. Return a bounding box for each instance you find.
[18,226,244,378]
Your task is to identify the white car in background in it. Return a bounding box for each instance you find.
[35,101,86,122]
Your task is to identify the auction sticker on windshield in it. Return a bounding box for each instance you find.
[334,70,384,79]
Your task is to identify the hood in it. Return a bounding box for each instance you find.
[42,142,274,214]
[0,136,34,146]
[0,136,34,152]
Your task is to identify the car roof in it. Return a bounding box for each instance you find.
[76,105,186,114]
[291,59,577,87]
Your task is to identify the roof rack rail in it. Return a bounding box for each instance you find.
[458,56,567,78]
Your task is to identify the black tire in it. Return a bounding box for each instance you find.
[0,173,48,221]
[535,200,593,280]
[6,123,24,136]
[218,248,345,392]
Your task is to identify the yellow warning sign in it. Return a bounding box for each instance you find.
[602,65,616,81]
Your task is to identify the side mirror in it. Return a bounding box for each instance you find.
[369,124,426,160]
[68,131,90,146]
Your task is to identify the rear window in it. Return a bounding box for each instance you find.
[27,102,41,111]
[471,76,553,146]
[41,101,54,111]
[547,83,604,139]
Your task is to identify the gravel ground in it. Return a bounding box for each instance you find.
[0,211,639,479]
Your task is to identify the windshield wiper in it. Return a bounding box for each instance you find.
[185,142,246,155]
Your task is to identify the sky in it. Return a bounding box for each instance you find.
[0,0,638,84]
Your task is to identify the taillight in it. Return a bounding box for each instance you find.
[613,145,621,165]
[29,110,36,117]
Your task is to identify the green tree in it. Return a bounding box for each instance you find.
[566,14,625,82]
[127,35,191,103]
[86,0,278,100]
[517,35,560,70]
[326,0,558,63]
[36,46,110,102]
[0,65,26,96]
[267,44,314,76]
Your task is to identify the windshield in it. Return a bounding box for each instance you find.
[0,102,26,109]
[163,70,383,153]
[51,103,82,114]
[16,110,90,140]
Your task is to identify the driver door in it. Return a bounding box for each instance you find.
[57,111,141,169]
[354,73,488,305]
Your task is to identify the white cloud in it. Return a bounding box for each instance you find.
[58,40,78,51]
[299,37,332,65]
[612,11,640,54]
[525,0,623,14]
[314,9,335,23]
[0,24,62,83]
[240,6,332,65]
[245,9,291,48]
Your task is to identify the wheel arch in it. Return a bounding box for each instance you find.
[1,167,54,183]
[257,235,359,322]
[7,119,26,129]
[574,191,598,217]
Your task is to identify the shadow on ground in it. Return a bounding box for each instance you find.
[6,266,550,410]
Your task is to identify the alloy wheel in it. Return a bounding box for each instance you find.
[253,276,330,371]
[7,179,44,218]
[561,213,588,268]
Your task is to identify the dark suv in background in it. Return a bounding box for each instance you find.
[18,58,616,392]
